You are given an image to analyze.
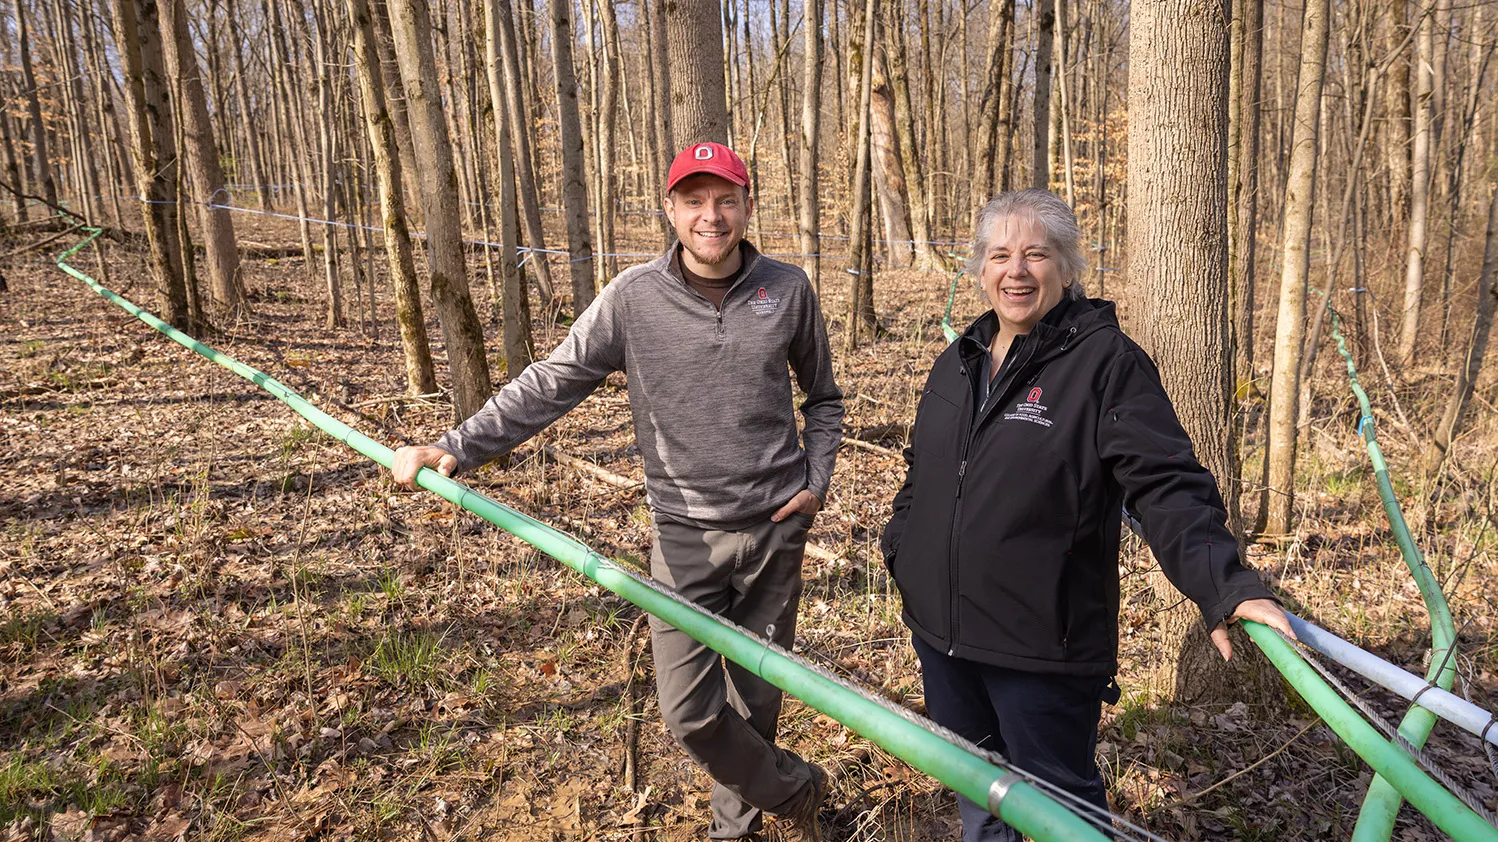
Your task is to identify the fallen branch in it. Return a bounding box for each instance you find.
[840,437,901,458]
[1,222,83,257]
[541,444,643,489]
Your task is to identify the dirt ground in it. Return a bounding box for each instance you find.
[2,216,1496,840]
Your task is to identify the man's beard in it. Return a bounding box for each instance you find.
[684,236,737,266]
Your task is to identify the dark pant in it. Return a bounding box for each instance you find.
[913,634,1114,842]
[649,513,816,839]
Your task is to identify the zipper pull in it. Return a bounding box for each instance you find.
[1061,326,1078,350]
[957,460,967,496]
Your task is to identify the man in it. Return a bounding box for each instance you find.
[391,142,843,841]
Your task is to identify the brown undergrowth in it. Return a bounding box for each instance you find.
[1,218,1495,840]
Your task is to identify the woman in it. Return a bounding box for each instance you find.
[881,190,1291,841]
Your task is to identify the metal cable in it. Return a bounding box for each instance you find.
[1274,629,1498,826]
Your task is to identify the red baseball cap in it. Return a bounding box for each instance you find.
[666,142,751,193]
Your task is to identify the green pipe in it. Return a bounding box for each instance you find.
[57,227,1109,842]
[1246,622,1494,841]
[1326,312,1459,841]
[941,265,962,343]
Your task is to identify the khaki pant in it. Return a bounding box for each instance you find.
[649,512,815,839]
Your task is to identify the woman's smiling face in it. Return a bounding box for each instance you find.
[978,214,1069,334]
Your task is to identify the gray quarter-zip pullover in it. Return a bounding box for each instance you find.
[434,242,845,527]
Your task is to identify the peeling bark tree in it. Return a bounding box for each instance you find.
[1264,0,1331,537]
[870,48,913,268]
[387,0,494,422]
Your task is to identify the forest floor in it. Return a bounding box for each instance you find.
[2,215,1498,840]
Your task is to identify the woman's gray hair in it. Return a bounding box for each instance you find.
[966,189,1087,300]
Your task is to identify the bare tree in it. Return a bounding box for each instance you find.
[387,0,494,422]
[870,48,913,267]
[845,0,878,350]
[798,0,823,291]
[1129,0,1278,705]
[111,0,191,330]
[485,0,535,376]
[665,0,730,144]
[1229,0,1264,397]
[1398,4,1435,362]
[549,0,596,312]
[16,0,60,210]
[1032,0,1055,188]
[1264,0,1331,537]
[161,0,245,315]
[1424,173,1498,473]
[347,0,437,396]
[493,0,555,307]
[973,0,1015,217]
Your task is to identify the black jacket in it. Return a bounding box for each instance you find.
[881,298,1274,676]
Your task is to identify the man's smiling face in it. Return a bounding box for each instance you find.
[664,174,754,276]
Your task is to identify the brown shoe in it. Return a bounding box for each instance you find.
[771,762,829,842]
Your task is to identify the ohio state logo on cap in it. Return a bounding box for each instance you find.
[666,142,751,192]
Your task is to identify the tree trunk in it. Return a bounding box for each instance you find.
[845,0,878,351]
[1398,5,1434,362]
[265,0,317,282]
[161,0,245,314]
[548,0,596,312]
[347,0,437,396]
[372,0,424,228]
[870,49,913,268]
[1032,0,1055,188]
[387,0,495,422]
[1229,0,1264,400]
[493,0,555,308]
[973,0,1015,218]
[1383,0,1411,223]
[224,0,269,210]
[1264,0,1331,537]
[665,0,730,145]
[1128,0,1280,708]
[887,0,936,268]
[111,0,190,330]
[0,111,25,220]
[16,0,60,210]
[771,0,797,222]
[484,0,535,379]
[798,0,823,292]
[1422,168,1498,474]
[597,0,622,281]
